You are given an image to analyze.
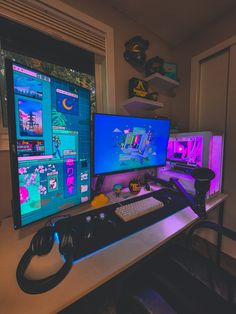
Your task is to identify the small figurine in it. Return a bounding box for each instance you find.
[146,92,159,101]
[163,61,177,80]
[145,56,165,77]
[129,77,149,98]
[128,178,141,194]
[113,183,123,197]
[124,36,149,71]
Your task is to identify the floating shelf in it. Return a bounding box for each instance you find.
[123,96,164,113]
[145,72,180,95]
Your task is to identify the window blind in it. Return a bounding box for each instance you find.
[0,0,106,56]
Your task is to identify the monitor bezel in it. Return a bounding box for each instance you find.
[5,58,92,229]
[92,112,171,177]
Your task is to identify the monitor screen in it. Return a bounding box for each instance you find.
[6,60,91,228]
[93,113,170,175]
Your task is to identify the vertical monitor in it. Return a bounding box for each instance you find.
[94,113,170,175]
[6,60,91,228]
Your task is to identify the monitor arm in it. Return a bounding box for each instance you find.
[145,168,215,219]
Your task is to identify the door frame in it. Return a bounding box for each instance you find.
[190,35,236,130]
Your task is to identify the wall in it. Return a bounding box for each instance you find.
[63,0,173,118]
[172,9,236,130]
[172,8,236,258]
[0,0,173,219]
[0,151,12,219]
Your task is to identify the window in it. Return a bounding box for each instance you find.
[0,0,115,150]
[0,50,96,127]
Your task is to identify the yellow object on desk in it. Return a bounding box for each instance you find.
[91,193,109,207]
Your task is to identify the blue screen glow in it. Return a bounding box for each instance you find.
[94,114,170,175]
[10,62,91,227]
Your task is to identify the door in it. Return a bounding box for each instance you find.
[198,49,229,133]
[190,44,236,258]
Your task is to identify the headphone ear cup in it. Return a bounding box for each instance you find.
[30,226,54,256]
[59,228,79,258]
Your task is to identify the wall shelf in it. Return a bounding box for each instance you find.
[123,96,164,113]
[145,72,180,95]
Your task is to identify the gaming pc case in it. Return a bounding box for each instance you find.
[158,131,224,197]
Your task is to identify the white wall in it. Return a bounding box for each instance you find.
[63,0,174,118]
[172,9,236,130]
[172,8,236,258]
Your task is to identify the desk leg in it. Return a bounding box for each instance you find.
[216,202,224,265]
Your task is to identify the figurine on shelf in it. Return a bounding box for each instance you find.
[163,61,177,80]
[146,92,159,101]
[145,56,165,77]
[113,183,123,197]
[128,77,149,98]
[124,36,149,71]
[128,77,159,102]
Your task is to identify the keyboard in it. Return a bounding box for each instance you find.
[115,197,164,222]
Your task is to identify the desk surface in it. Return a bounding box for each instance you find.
[0,191,227,314]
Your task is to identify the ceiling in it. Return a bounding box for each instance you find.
[105,0,236,47]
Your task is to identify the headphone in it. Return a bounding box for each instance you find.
[16,224,79,294]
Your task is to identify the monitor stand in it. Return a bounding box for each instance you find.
[93,175,105,196]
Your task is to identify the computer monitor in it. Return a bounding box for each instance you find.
[6,60,91,229]
[93,113,170,175]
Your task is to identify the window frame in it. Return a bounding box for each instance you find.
[0,0,116,150]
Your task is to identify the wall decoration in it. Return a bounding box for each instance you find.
[124,36,149,71]
[163,61,177,80]
[145,56,165,77]
[128,77,149,98]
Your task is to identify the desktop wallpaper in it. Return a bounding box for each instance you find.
[11,63,91,227]
[94,114,170,175]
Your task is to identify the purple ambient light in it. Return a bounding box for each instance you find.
[167,136,203,166]
[209,135,223,195]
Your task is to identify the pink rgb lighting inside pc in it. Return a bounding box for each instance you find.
[167,135,203,171]
[158,132,224,197]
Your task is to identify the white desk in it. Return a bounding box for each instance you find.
[0,192,227,314]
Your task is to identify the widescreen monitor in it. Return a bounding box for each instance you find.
[6,60,91,229]
[93,113,170,175]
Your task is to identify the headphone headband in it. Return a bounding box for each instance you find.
[16,226,74,294]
